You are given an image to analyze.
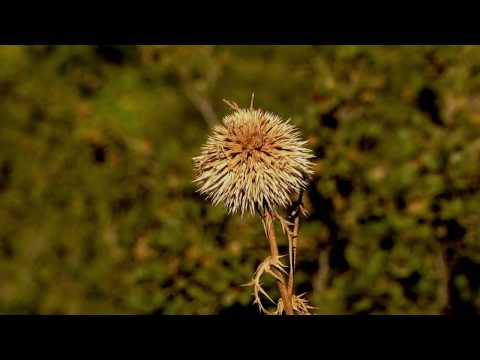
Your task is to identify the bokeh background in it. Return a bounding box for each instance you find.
[1,45,480,314]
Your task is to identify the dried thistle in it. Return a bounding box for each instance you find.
[193,98,315,216]
[193,95,315,315]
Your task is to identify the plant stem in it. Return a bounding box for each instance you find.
[287,191,303,299]
[264,212,294,315]
[287,216,299,299]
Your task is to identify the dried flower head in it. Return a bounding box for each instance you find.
[193,100,315,215]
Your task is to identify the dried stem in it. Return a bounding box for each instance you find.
[249,201,313,315]
[287,191,304,299]
[262,212,294,315]
[287,216,299,298]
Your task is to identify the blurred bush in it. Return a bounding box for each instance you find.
[1,45,480,314]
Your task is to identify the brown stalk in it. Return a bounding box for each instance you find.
[287,191,304,299]
[287,216,299,298]
[263,212,294,315]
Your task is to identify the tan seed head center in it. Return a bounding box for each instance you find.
[242,133,264,154]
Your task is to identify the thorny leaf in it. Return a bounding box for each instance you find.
[244,255,289,314]
[276,293,316,315]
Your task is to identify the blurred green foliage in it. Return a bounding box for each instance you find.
[1,45,480,314]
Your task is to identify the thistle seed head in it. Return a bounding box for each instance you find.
[193,105,315,215]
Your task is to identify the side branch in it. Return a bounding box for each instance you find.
[287,191,304,298]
